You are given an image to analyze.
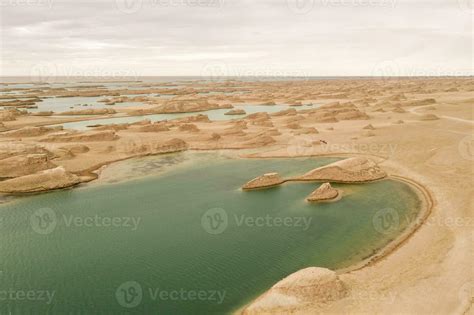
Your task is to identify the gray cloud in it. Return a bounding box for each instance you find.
[0,0,472,77]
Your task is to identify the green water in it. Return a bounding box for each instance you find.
[0,154,422,314]
[58,103,318,130]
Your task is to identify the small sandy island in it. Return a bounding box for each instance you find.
[242,172,284,190]
[306,182,340,202]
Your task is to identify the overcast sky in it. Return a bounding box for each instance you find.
[0,0,472,77]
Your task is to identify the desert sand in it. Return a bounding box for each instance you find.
[0,77,472,314]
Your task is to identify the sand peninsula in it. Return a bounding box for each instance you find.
[0,78,472,314]
[242,172,285,190]
[241,157,387,191]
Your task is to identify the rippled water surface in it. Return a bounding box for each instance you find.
[0,153,422,314]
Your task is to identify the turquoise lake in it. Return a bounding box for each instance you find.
[0,153,422,314]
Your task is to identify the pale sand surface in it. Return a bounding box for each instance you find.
[0,78,472,313]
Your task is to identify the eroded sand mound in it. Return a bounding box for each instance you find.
[246,112,271,120]
[93,124,129,131]
[178,123,199,132]
[392,106,406,113]
[58,144,90,154]
[59,108,116,115]
[0,166,81,193]
[250,119,274,127]
[419,114,440,121]
[119,138,187,155]
[298,157,386,182]
[271,108,297,116]
[136,123,170,132]
[225,109,246,115]
[242,267,346,314]
[177,114,210,123]
[286,122,301,129]
[241,134,276,147]
[0,109,26,121]
[306,183,339,202]
[41,131,119,142]
[31,111,54,116]
[0,142,53,160]
[292,127,319,135]
[0,154,55,178]
[362,130,376,137]
[242,172,284,190]
[2,126,63,137]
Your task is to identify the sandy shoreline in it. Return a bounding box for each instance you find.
[1,78,472,314]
